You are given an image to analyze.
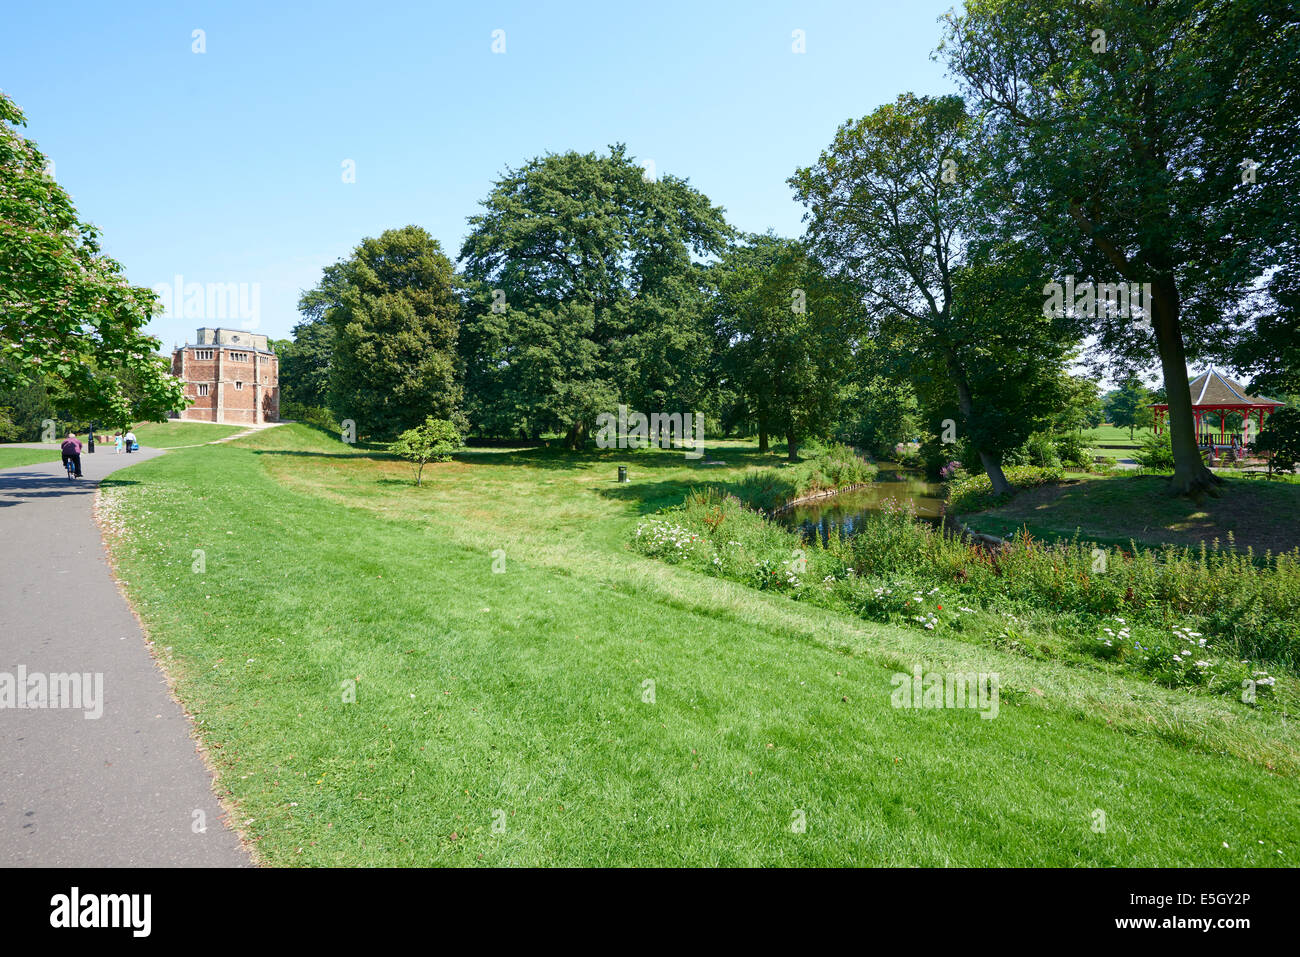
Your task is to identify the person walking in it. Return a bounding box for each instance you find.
[60,432,83,477]
[124,428,137,454]
[114,432,123,454]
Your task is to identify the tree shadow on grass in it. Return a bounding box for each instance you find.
[253,448,401,462]
[593,469,799,516]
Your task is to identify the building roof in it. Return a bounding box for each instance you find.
[1154,367,1283,409]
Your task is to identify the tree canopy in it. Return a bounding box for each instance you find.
[941,0,1300,493]
[791,93,1073,493]
[458,145,729,447]
[301,226,462,441]
[0,91,185,427]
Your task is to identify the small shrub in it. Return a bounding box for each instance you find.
[1136,431,1176,470]
[1022,432,1062,469]
[390,416,461,486]
[1055,432,1093,470]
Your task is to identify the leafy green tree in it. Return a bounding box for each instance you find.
[791,94,1072,493]
[836,370,920,459]
[1054,374,1104,432]
[301,227,461,441]
[942,0,1300,494]
[0,360,56,439]
[0,406,20,441]
[712,235,865,461]
[275,319,335,408]
[1105,376,1154,440]
[0,91,185,426]
[1251,406,1300,478]
[391,416,461,486]
[459,145,729,448]
[1232,265,1300,399]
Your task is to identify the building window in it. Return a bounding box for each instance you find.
[195,349,214,360]
[230,351,249,362]
[234,381,243,390]
[198,384,209,396]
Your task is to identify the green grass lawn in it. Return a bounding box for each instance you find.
[962,473,1300,554]
[1091,423,1151,447]
[130,420,247,448]
[1085,423,1151,461]
[96,425,1300,866]
[0,446,59,468]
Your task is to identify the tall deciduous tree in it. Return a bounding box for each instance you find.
[712,234,864,461]
[1231,264,1300,399]
[942,0,1300,494]
[458,145,729,448]
[792,94,1070,493]
[276,318,335,409]
[1105,375,1154,440]
[302,226,462,440]
[0,92,185,425]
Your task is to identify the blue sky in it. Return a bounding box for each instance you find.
[2,0,961,348]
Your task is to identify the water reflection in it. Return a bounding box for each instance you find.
[775,465,944,542]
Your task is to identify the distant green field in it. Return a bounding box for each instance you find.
[0,447,58,469]
[1091,423,1152,447]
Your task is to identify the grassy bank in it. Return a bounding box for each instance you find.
[97,426,1300,865]
[130,421,246,448]
[960,473,1300,555]
[720,442,877,510]
[635,489,1299,692]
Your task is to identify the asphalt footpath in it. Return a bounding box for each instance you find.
[0,445,249,866]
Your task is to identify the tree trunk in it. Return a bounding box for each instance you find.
[1150,277,1221,496]
[786,431,798,463]
[945,346,1012,496]
[564,419,587,451]
[976,449,1010,495]
[758,422,769,453]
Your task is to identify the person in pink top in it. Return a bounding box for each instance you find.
[60,432,83,477]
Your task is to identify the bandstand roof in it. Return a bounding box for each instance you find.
[1152,367,1284,410]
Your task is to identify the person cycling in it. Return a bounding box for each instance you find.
[60,432,84,477]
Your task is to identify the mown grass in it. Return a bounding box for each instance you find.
[1092,423,1151,447]
[130,421,247,448]
[0,446,58,468]
[97,425,1300,866]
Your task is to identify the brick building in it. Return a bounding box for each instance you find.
[172,327,279,425]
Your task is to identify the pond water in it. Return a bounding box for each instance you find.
[775,465,945,542]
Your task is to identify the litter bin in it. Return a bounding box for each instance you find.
[617,466,628,483]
